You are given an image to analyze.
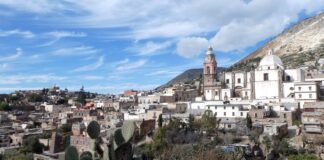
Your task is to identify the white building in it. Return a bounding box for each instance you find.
[189,101,250,118]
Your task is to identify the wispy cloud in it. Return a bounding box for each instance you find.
[0,74,66,85]
[218,58,239,67]
[0,0,68,14]
[46,31,87,39]
[51,46,99,56]
[146,70,180,77]
[0,48,22,61]
[127,41,173,56]
[39,31,87,46]
[0,64,8,70]
[116,59,147,71]
[0,29,34,38]
[85,83,158,93]
[72,56,104,72]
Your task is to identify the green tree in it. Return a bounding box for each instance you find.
[202,110,219,133]
[262,136,272,154]
[288,154,317,160]
[158,114,163,128]
[248,130,260,143]
[22,136,44,154]
[29,93,43,102]
[246,114,252,130]
[77,86,87,105]
[59,124,72,133]
[0,102,10,111]
[188,114,194,130]
[277,138,297,156]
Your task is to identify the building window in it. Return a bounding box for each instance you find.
[241,112,243,116]
[298,87,301,91]
[309,94,312,99]
[206,66,210,74]
[309,86,312,91]
[245,92,248,96]
[237,78,241,83]
[283,113,286,118]
[263,73,269,81]
[224,112,226,116]
[232,112,235,116]
[226,79,229,84]
[224,106,226,109]
[232,106,234,110]
[215,112,217,116]
[286,76,291,81]
[299,94,302,98]
[207,106,210,110]
[254,113,257,118]
[228,124,231,128]
[215,91,218,95]
[268,66,270,70]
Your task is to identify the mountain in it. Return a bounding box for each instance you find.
[156,68,225,91]
[229,12,324,71]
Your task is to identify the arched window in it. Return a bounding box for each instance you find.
[206,66,210,74]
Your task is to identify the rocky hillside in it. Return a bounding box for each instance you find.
[229,12,324,71]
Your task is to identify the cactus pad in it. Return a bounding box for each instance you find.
[87,121,100,139]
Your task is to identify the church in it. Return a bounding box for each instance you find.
[202,46,318,108]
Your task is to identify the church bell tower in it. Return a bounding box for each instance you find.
[203,46,217,86]
[203,46,220,101]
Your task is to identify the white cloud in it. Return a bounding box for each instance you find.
[0,74,66,84]
[0,29,34,38]
[0,48,22,61]
[116,59,147,71]
[128,41,172,56]
[0,0,322,53]
[176,37,209,58]
[72,56,104,72]
[83,75,105,80]
[51,46,99,56]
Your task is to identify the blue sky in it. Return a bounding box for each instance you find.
[0,0,323,94]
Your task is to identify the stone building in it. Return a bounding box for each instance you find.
[70,136,92,153]
[72,123,86,136]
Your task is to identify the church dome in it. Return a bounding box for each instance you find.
[258,49,283,68]
[206,46,214,55]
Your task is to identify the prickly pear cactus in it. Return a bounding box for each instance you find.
[80,151,92,160]
[121,121,135,143]
[103,121,136,160]
[65,146,79,160]
[87,121,100,139]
